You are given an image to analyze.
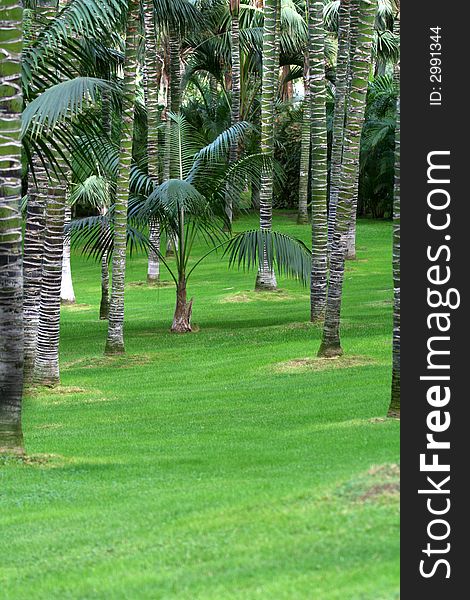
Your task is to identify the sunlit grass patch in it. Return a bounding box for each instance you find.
[273,355,378,373]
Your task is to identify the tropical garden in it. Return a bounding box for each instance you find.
[1,0,400,597]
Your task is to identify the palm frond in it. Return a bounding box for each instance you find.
[224,229,311,285]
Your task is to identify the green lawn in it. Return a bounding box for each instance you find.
[0,213,399,599]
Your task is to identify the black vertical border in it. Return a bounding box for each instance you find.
[401,1,469,596]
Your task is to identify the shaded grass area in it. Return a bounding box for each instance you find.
[0,213,399,599]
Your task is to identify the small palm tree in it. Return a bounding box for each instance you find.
[72,114,311,333]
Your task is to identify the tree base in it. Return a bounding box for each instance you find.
[104,341,125,355]
[387,409,400,419]
[0,424,24,456]
[255,268,277,291]
[147,275,160,286]
[171,298,193,333]
[317,343,343,358]
[297,215,309,225]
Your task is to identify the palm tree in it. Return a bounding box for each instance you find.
[297,49,310,225]
[0,0,24,452]
[73,115,311,333]
[105,0,140,355]
[226,0,241,224]
[23,157,46,381]
[388,4,400,418]
[318,0,376,357]
[327,0,350,252]
[33,158,67,385]
[256,0,280,291]
[143,0,162,284]
[23,0,59,382]
[308,0,328,323]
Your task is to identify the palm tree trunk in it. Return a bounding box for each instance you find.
[309,0,329,323]
[23,157,46,382]
[226,0,241,224]
[318,0,375,357]
[0,0,24,453]
[33,159,67,386]
[105,0,139,354]
[144,0,161,284]
[169,29,181,116]
[99,90,111,320]
[327,0,351,252]
[166,30,181,256]
[343,3,363,260]
[297,52,310,225]
[22,0,55,381]
[147,218,161,284]
[60,204,76,304]
[171,277,193,333]
[255,0,279,291]
[388,7,400,418]
[99,217,110,320]
[32,0,71,385]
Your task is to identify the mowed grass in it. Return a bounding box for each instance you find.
[0,213,399,600]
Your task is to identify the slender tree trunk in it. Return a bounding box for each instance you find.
[318,0,375,357]
[147,219,161,284]
[169,29,181,116]
[33,160,67,386]
[226,1,241,224]
[60,204,76,304]
[0,0,24,453]
[105,0,139,354]
[255,0,279,291]
[171,278,193,333]
[99,90,111,319]
[144,0,161,283]
[22,0,55,381]
[23,157,46,382]
[343,4,363,260]
[309,0,329,322]
[297,53,310,225]
[166,30,181,257]
[388,7,400,418]
[280,65,293,102]
[327,0,351,252]
[99,214,110,320]
[33,0,71,385]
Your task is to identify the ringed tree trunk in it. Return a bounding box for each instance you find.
[171,278,193,333]
[23,156,46,382]
[143,0,161,284]
[0,0,24,453]
[388,6,400,418]
[226,0,241,224]
[33,0,72,385]
[255,0,280,291]
[297,52,310,225]
[33,157,67,386]
[318,0,375,358]
[309,0,329,323]
[166,28,182,257]
[99,250,110,318]
[60,204,76,304]
[343,4,362,260]
[22,0,49,383]
[105,0,139,355]
[99,89,112,320]
[327,0,351,252]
